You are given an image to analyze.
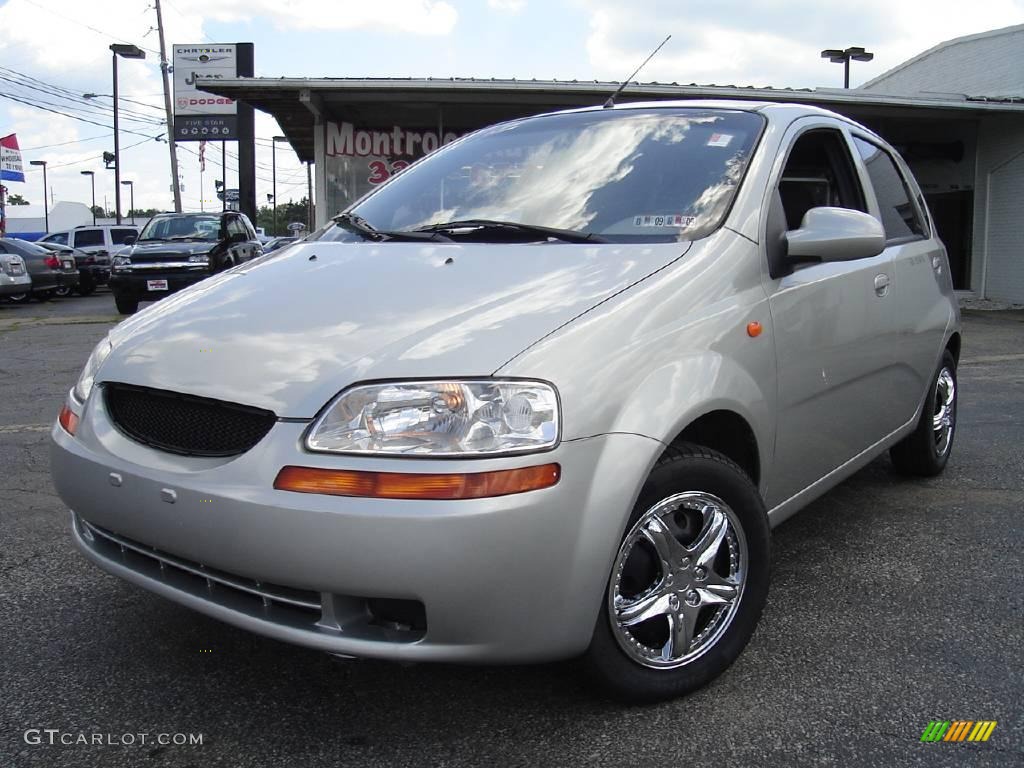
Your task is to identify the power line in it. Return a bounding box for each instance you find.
[21,0,162,58]
[20,133,113,151]
[21,134,162,171]
[0,67,166,124]
[0,92,164,139]
[0,86,165,129]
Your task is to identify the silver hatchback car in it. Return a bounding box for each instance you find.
[51,101,960,701]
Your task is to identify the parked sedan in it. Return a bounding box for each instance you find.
[51,102,959,702]
[0,237,78,302]
[262,236,299,254]
[37,242,110,296]
[0,250,32,298]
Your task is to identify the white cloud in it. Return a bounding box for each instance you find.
[488,0,527,12]
[171,0,458,36]
[578,0,1024,88]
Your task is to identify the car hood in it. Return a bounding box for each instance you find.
[100,240,691,418]
[128,240,216,257]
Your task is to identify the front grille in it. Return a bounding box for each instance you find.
[104,383,277,457]
[77,517,427,644]
[80,520,323,620]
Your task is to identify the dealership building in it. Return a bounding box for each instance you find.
[204,23,1024,302]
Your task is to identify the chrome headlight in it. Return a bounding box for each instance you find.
[72,337,113,403]
[307,380,560,456]
[111,255,131,271]
[187,254,210,264]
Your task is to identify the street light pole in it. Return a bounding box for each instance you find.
[121,180,134,224]
[271,136,287,236]
[29,160,48,233]
[109,44,146,225]
[821,46,874,88]
[81,170,96,224]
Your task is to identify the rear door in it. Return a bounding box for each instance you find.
[762,120,899,507]
[850,135,951,419]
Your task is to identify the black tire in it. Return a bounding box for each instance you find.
[54,285,72,298]
[7,292,30,304]
[114,295,139,315]
[586,443,771,703]
[77,284,96,297]
[890,350,957,476]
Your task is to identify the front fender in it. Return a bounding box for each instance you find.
[498,232,776,495]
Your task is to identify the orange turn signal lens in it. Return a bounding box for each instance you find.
[58,404,79,436]
[273,463,561,500]
[746,321,763,338]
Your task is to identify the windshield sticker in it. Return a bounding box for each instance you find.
[633,215,697,228]
[707,133,733,148]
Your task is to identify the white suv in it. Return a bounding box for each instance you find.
[41,225,140,256]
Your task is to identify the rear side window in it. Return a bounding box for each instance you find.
[44,232,68,245]
[852,137,924,242]
[227,217,246,238]
[73,229,105,247]
[111,228,137,245]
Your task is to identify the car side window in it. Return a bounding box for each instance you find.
[73,229,105,248]
[777,128,866,230]
[852,136,925,242]
[45,233,68,245]
[226,217,246,238]
[111,228,137,245]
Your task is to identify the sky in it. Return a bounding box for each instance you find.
[1,0,1023,217]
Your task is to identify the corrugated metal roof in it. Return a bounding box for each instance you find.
[205,75,1024,109]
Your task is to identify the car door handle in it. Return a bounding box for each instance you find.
[874,273,890,297]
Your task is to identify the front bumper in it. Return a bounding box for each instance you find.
[50,391,660,663]
[109,269,209,299]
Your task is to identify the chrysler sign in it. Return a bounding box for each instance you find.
[172,44,238,141]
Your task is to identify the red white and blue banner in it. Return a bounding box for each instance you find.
[1,134,25,182]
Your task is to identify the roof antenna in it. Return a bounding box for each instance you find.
[603,34,672,109]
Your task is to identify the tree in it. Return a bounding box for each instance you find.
[256,197,310,236]
[7,193,29,205]
[128,208,162,220]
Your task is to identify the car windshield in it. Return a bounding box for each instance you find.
[139,214,221,242]
[313,108,765,244]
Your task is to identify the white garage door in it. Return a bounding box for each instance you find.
[986,153,1024,303]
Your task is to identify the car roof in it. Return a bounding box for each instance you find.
[73,223,139,229]
[520,98,863,129]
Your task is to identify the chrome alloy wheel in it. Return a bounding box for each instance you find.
[932,367,956,458]
[609,491,747,669]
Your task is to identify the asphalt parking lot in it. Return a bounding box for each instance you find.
[1,291,1021,768]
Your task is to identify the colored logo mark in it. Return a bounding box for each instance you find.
[920,720,997,742]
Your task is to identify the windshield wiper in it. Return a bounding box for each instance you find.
[413,219,608,244]
[334,212,449,242]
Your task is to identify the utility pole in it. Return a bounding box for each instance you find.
[154,0,182,212]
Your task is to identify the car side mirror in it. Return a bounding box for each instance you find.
[785,207,885,264]
[122,235,137,246]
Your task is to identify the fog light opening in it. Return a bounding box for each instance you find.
[367,598,427,633]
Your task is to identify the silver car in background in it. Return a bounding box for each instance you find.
[50,101,960,701]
